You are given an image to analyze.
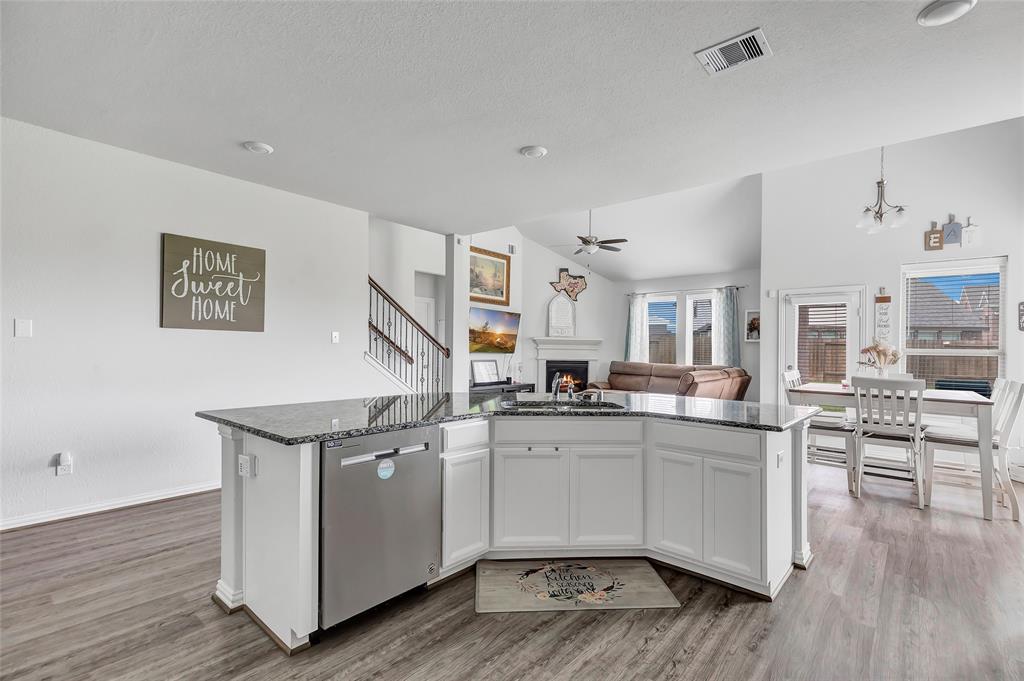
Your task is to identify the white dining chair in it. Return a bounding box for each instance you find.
[784,370,857,493]
[850,376,927,506]
[923,380,1022,522]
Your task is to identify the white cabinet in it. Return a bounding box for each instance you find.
[441,448,490,568]
[570,448,643,546]
[702,458,762,581]
[492,447,570,547]
[647,448,703,561]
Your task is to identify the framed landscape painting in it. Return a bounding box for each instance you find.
[469,246,511,306]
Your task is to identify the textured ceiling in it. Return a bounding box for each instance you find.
[516,175,762,281]
[3,2,1022,234]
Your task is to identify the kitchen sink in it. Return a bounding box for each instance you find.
[498,400,625,411]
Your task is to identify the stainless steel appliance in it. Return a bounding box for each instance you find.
[320,426,441,629]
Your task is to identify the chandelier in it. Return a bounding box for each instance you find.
[855,146,908,234]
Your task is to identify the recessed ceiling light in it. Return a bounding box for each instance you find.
[519,145,548,159]
[242,141,274,155]
[917,0,977,27]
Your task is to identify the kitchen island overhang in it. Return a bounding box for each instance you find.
[197,392,820,654]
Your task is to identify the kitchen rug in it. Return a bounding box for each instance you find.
[475,559,680,613]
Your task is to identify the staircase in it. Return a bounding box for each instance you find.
[367,276,450,394]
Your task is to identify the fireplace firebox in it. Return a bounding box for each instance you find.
[544,360,589,393]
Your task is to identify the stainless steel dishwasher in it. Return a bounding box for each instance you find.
[320,425,441,629]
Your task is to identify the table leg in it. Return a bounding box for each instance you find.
[791,422,813,568]
[978,404,993,521]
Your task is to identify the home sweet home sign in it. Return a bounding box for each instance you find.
[160,233,266,331]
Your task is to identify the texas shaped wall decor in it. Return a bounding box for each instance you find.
[549,268,588,301]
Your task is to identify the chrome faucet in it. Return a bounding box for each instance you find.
[551,372,562,401]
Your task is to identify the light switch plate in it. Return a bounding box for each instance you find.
[331,331,340,344]
[14,319,33,338]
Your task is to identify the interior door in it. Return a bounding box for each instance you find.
[781,290,862,401]
[414,296,436,337]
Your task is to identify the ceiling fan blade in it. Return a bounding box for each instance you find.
[598,244,622,252]
[574,248,585,255]
[597,238,628,245]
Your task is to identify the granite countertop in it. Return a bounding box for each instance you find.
[196,392,821,445]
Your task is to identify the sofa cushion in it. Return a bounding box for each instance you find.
[646,364,685,393]
[609,372,652,391]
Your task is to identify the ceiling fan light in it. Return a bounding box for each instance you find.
[583,243,600,255]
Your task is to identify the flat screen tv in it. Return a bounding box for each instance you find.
[468,307,521,354]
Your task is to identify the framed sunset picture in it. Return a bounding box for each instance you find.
[469,246,511,306]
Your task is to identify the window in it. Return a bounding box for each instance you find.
[684,292,714,365]
[901,258,1005,391]
[796,303,849,384]
[647,297,677,363]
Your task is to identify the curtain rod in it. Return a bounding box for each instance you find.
[625,285,747,297]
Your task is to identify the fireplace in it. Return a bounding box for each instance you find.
[544,360,589,393]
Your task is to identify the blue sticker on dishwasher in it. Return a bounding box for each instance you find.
[377,459,395,480]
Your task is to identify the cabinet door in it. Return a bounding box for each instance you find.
[441,448,490,568]
[570,448,643,546]
[647,448,703,561]
[702,458,762,580]
[492,447,569,547]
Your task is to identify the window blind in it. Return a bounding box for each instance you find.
[691,298,713,365]
[797,304,847,384]
[903,270,1001,390]
[648,299,677,363]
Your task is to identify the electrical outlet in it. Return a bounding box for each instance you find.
[776,451,785,468]
[56,463,73,476]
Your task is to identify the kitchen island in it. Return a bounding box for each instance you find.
[197,392,820,653]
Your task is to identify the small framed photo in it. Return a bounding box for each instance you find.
[471,359,502,386]
[744,310,760,342]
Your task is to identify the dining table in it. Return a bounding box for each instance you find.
[786,382,997,520]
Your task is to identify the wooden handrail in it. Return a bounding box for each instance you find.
[368,323,415,365]
[368,276,451,358]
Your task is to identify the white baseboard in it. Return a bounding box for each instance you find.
[0,480,220,531]
[363,351,416,393]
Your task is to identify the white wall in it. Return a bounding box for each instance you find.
[627,268,762,400]
[519,236,626,386]
[1,119,391,527]
[368,217,445,311]
[760,118,1024,405]
[466,227,524,383]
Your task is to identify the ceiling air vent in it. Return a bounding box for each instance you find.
[695,28,772,76]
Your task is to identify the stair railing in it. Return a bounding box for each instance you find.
[368,276,450,393]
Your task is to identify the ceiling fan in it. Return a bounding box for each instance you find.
[564,210,628,255]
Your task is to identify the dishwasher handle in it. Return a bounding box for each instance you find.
[339,442,430,467]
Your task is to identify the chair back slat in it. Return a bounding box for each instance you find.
[782,370,802,389]
[994,380,1024,441]
[851,376,926,441]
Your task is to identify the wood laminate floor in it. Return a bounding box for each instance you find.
[2,465,1022,681]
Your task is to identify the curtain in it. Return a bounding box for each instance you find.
[714,286,741,367]
[625,294,649,362]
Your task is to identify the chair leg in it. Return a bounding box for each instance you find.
[854,436,864,499]
[913,446,925,510]
[924,443,935,507]
[997,451,1020,522]
[845,435,856,495]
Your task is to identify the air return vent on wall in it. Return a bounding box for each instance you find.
[695,28,772,75]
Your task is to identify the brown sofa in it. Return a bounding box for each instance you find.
[588,361,751,400]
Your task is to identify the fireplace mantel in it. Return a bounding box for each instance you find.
[532,337,603,391]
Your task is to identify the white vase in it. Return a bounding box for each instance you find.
[877,366,890,378]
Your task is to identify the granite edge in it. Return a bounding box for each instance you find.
[195,406,821,446]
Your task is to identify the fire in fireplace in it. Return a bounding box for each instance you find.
[544,360,589,393]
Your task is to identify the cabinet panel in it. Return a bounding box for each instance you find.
[493,418,643,445]
[570,448,643,546]
[702,458,762,580]
[492,448,570,547]
[650,421,761,462]
[647,448,703,561]
[441,420,489,453]
[441,448,490,568]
